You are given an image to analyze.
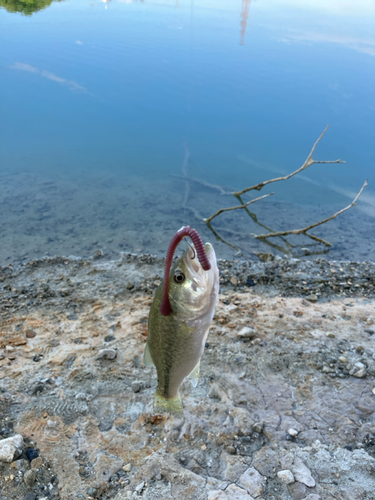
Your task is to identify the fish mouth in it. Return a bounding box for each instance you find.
[182,242,217,287]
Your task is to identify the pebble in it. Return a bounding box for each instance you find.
[10,458,28,472]
[123,463,132,472]
[322,365,333,373]
[26,330,36,338]
[230,276,238,285]
[0,434,23,463]
[288,428,299,437]
[353,367,366,378]
[292,461,315,488]
[135,481,145,492]
[31,456,44,469]
[93,249,104,260]
[24,494,37,500]
[254,252,274,262]
[338,356,348,363]
[131,381,143,393]
[306,294,318,302]
[253,422,264,433]
[326,332,335,338]
[96,349,117,360]
[26,448,39,461]
[24,469,37,487]
[372,388,375,395]
[237,327,256,339]
[277,469,295,484]
[126,282,134,290]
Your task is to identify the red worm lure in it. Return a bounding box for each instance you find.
[160,226,211,316]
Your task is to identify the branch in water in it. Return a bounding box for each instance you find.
[203,192,274,225]
[233,125,345,197]
[253,180,368,246]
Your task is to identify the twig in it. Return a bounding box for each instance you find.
[171,174,231,196]
[232,125,345,197]
[253,180,368,246]
[204,193,274,224]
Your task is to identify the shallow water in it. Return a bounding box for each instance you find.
[1,0,375,264]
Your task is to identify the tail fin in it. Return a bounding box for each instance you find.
[154,390,183,416]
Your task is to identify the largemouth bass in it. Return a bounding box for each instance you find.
[143,227,219,415]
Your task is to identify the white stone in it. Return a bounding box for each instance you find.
[292,460,315,488]
[97,349,117,360]
[288,428,299,437]
[353,367,366,378]
[277,470,295,484]
[135,481,144,492]
[0,435,23,463]
[238,467,266,497]
[122,463,132,472]
[237,327,256,339]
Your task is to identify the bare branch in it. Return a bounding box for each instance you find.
[204,193,274,225]
[253,180,368,246]
[171,174,232,196]
[233,125,345,197]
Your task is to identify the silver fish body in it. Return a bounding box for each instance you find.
[144,242,219,415]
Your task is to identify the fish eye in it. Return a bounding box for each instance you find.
[174,271,185,284]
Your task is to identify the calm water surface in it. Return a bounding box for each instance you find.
[0,0,374,263]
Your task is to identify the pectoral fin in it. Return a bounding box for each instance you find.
[143,342,154,367]
[188,361,200,388]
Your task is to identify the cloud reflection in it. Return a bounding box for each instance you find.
[11,62,88,92]
[277,31,375,57]
[259,0,375,17]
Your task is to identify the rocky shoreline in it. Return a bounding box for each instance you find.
[0,254,375,500]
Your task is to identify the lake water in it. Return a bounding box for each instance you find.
[1,0,375,265]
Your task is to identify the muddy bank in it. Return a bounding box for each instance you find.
[0,255,375,500]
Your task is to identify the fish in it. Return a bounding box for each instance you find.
[143,227,219,416]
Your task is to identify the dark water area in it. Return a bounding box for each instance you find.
[1,0,374,265]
